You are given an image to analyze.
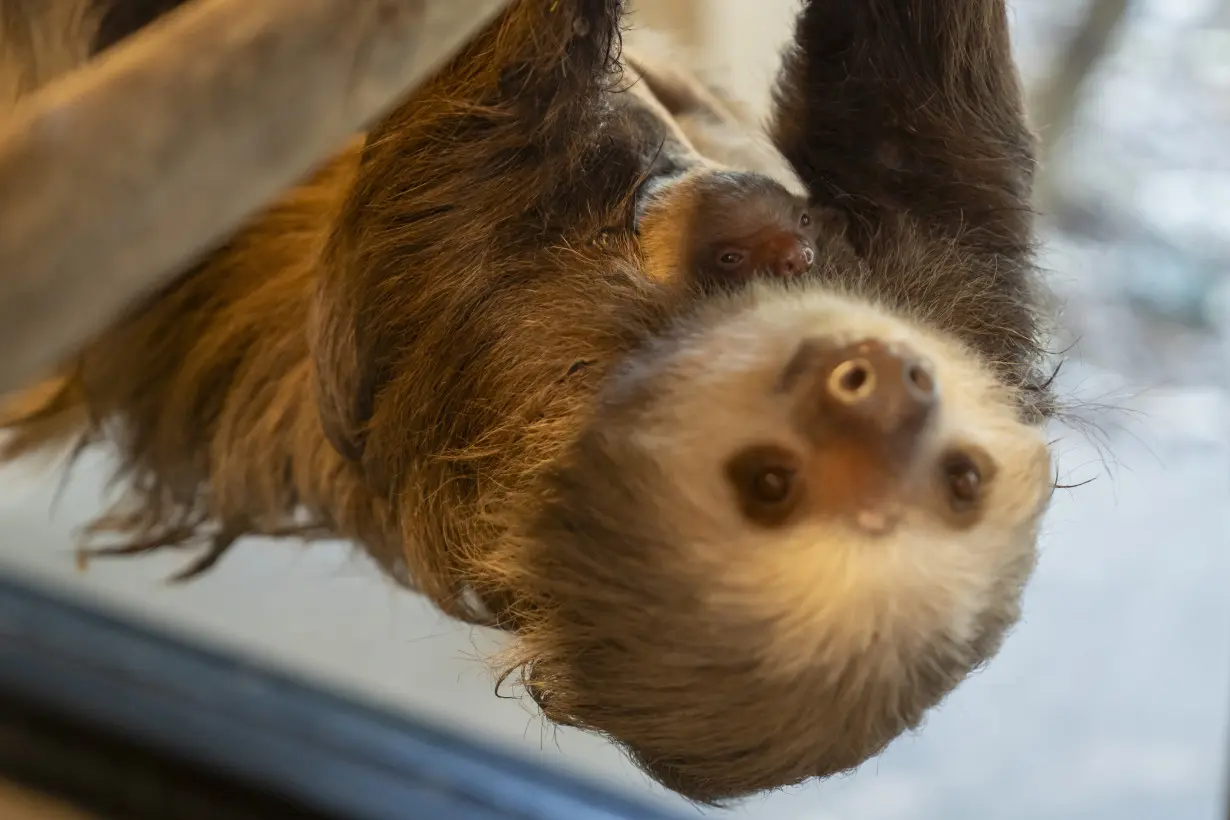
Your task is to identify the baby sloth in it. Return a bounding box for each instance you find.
[636,169,820,287]
[619,55,823,290]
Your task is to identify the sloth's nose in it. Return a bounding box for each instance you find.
[779,336,943,534]
[816,338,937,443]
[769,237,810,277]
[749,230,812,278]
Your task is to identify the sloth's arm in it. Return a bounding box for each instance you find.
[770,0,1035,255]
[769,0,1045,387]
[310,0,631,479]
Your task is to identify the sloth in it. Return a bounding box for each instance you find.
[637,167,819,286]
[0,0,1058,805]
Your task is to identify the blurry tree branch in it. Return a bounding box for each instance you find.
[1029,0,1132,213]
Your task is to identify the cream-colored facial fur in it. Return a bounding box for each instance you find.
[620,283,1053,680]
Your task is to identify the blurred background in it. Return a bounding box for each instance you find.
[2,1,1229,818]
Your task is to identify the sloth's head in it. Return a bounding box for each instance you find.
[637,169,819,286]
[499,282,1052,804]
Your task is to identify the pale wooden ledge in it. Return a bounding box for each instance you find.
[0,0,509,395]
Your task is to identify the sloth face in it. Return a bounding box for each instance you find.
[636,169,821,287]
[619,284,1053,676]
[510,283,1053,804]
[683,171,820,283]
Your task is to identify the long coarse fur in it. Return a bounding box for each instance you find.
[0,0,97,104]
[0,0,1054,804]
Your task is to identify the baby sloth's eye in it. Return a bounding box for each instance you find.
[717,249,746,269]
[799,212,812,229]
[726,445,803,527]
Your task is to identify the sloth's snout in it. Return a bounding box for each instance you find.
[820,339,937,436]
[784,336,939,463]
[762,233,811,277]
[775,336,946,533]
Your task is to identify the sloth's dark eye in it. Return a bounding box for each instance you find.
[942,452,983,510]
[799,212,812,228]
[726,445,803,527]
[718,250,745,268]
[751,467,794,505]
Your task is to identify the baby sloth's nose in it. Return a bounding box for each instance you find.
[757,232,812,278]
[771,238,810,277]
[817,339,937,443]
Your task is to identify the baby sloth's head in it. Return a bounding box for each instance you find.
[636,168,820,287]
[501,283,1053,804]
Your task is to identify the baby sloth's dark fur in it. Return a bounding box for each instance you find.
[1,0,1052,805]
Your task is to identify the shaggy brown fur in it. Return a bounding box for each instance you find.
[1,0,1056,805]
[0,0,98,104]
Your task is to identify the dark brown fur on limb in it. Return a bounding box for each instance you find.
[2,0,1057,805]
